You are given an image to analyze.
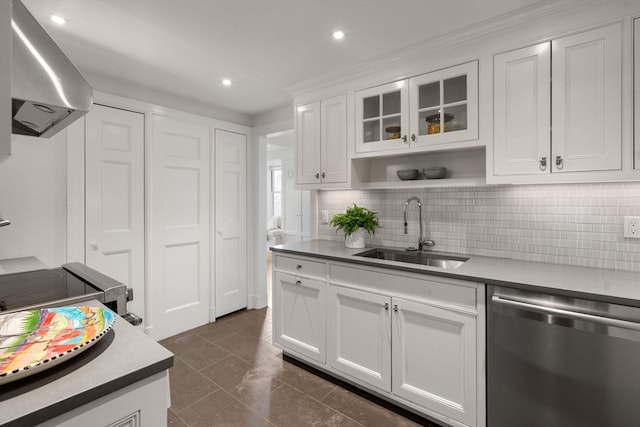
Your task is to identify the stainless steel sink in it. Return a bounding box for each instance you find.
[354,248,468,269]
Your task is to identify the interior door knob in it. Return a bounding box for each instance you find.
[91,241,99,251]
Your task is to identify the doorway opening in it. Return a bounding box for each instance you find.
[265,130,311,307]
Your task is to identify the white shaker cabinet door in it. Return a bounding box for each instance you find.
[320,95,348,184]
[328,285,392,393]
[273,272,326,363]
[493,43,551,176]
[296,101,322,185]
[552,23,622,173]
[392,297,477,427]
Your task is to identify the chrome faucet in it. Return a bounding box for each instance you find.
[403,197,434,251]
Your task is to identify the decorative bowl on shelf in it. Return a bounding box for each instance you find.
[423,167,447,179]
[397,169,419,180]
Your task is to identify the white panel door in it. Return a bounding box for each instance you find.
[392,297,476,426]
[493,43,551,176]
[151,115,211,340]
[214,129,247,318]
[552,23,622,172]
[85,105,144,322]
[328,285,391,392]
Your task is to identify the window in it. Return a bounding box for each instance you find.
[270,167,282,218]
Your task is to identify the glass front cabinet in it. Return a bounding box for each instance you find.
[355,61,478,154]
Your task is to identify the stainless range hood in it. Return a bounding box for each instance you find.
[11,0,93,138]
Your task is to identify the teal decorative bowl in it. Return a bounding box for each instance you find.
[397,169,419,180]
[423,167,447,179]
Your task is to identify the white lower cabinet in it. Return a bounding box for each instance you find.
[392,297,477,427]
[273,254,484,427]
[328,285,392,392]
[273,271,327,363]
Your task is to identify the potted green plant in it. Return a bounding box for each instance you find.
[330,204,381,248]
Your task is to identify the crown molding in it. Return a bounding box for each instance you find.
[285,0,601,100]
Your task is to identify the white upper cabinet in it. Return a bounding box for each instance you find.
[552,24,622,173]
[355,80,410,153]
[408,61,478,149]
[296,94,348,188]
[493,23,622,178]
[493,43,551,176]
[355,61,478,155]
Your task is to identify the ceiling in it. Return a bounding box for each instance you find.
[22,0,557,122]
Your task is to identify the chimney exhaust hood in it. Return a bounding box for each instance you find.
[11,0,93,138]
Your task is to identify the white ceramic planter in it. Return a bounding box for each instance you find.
[344,228,366,249]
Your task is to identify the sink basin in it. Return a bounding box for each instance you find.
[354,248,468,269]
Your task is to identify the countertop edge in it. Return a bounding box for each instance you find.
[7,359,173,427]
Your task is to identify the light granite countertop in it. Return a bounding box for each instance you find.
[271,240,640,306]
[0,301,173,427]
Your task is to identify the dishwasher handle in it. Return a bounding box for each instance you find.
[492,295,640,332]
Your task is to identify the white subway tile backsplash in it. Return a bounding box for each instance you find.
[318,182,640,273]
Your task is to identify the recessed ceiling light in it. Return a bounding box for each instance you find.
[50,14,67,25]
[332,30,346,40]
[222,79,232,86]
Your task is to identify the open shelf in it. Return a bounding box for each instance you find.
[351,147,486,189]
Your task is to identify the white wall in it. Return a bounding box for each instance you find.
[0,133,68,267]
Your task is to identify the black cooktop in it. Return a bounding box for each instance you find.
[0,267,102,313]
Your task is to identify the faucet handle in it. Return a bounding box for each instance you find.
[418,239,435,251]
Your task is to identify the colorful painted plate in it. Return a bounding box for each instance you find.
[0,306,115,385]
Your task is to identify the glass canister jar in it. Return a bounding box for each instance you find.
[385,126,401,139]
[425,113,454,134]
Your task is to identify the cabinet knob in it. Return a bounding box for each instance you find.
[555,155,564,169]
[315,172,320,179]
[411,134,416,142]
[321,172,326,179]
[539,157,547,171]
[296,264,302,269]
[384,303,389,311]
[402,135,408,143]
[393,304,398,312]
[295,280,302,286]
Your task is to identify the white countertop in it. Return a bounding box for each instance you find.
[271,240,640,306]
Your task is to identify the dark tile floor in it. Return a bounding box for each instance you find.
[160,307,441,427]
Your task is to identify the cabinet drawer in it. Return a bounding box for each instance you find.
[330,263,477,311]
[275,255,327,278]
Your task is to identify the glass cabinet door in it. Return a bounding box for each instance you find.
[409,61,478,147]
[356,80,409,153]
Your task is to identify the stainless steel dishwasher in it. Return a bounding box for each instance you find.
[487,285,640,427]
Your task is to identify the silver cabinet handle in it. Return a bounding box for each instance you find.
[393,304,398,312]
[384,303,389,311]
[295,280,302,286]
[539,157,547,171]
[402,135,408,143]
[555,155,564,169]
[492,296,640,331]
